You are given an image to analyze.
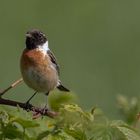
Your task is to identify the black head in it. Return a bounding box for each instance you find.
[26,29,47,49]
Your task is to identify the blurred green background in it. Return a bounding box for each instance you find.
[0,0,140,119]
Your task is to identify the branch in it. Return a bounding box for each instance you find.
[0,78,58,118]
[0,97,58,118]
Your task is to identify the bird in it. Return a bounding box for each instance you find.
[20,29,70,109]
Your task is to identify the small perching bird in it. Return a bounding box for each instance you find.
[20,29,70,108]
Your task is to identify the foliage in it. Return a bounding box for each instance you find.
[0,93,140,140]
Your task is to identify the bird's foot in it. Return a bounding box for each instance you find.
[41,105,49,116]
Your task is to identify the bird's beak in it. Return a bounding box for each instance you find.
[26,33,32,38]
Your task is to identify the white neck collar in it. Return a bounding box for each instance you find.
[38,41,49,51]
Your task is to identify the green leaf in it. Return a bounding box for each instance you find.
[3,123,23,139]
[65,128,87,140]
[117,125,140,140]
[12,118,39,128]
[110,120,140,140]
[50,130,75,140]
[0,111,9,124]
[37,131,50,140]
[49,92,76,111]
[61,104,94,122]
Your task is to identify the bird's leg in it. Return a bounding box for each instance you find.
[42,92,49,114]
[25,91,37,109]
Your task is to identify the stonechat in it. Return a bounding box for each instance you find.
[20,29,69,107]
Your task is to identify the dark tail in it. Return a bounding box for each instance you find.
[57,84,70,92]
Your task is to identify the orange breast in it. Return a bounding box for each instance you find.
[20,48,50,70]
[20,48,58,93]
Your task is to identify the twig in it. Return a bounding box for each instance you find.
[0,78,23,96]
[0,78,58,118]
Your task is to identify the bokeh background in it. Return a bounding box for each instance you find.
[0,0,140,119]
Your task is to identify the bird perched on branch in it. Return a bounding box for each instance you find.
[20,29,70,109]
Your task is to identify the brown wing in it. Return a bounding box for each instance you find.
[47,50,60,75]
